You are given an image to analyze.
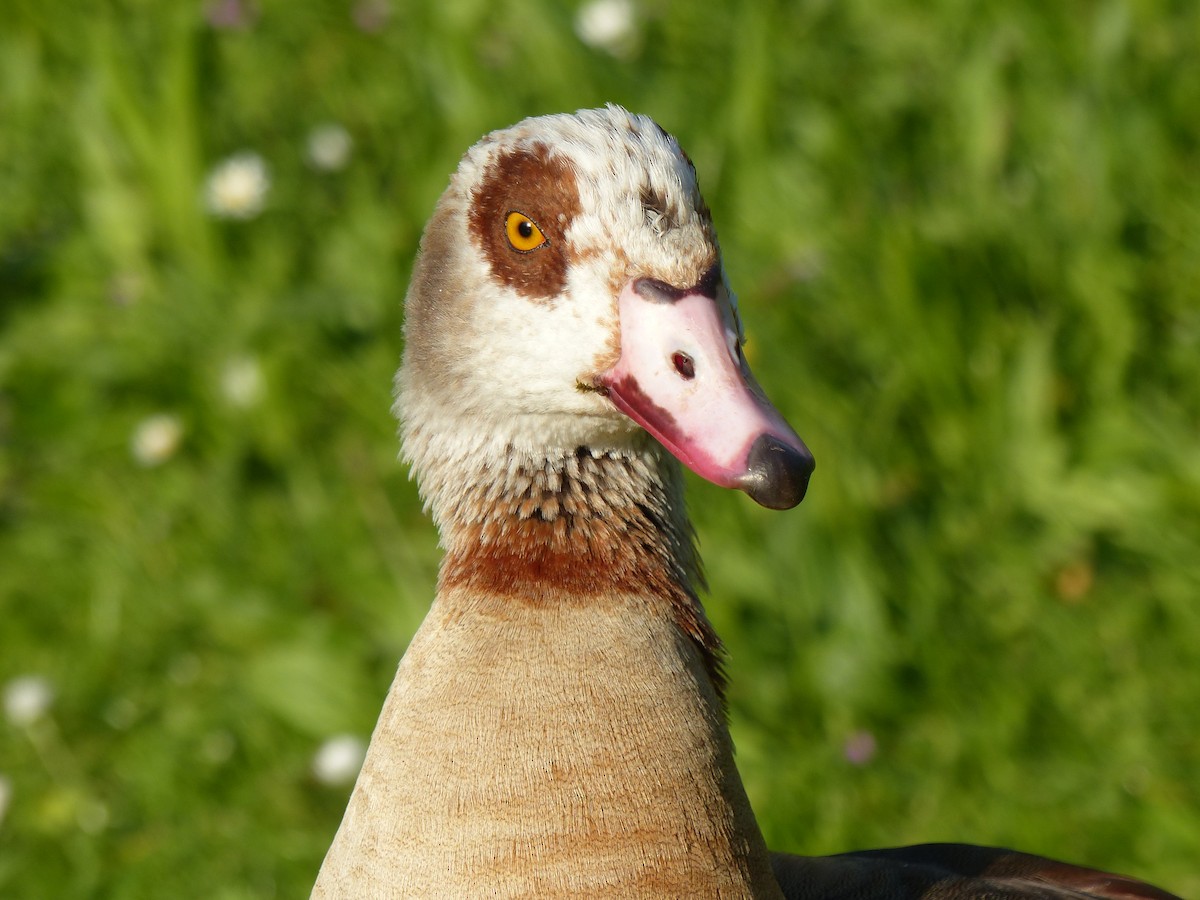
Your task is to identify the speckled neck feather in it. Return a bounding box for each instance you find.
[433,443,727,699]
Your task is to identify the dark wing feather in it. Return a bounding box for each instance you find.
[770,844,1183,900]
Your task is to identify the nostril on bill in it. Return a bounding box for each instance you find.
[671,352,696,380]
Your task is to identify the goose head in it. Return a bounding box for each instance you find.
[397,106,813,518]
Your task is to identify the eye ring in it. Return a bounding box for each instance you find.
[505,211,548,253]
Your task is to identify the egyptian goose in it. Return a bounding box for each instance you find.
[311,106,1179,899]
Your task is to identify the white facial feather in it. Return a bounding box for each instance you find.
[397,106,722,520]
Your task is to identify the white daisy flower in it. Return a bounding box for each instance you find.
[306,123,354,172]
[78,799,110,834]
[575,0,637,56]
[220,355,265,409]
[312,734,367,786]
[131,414,184,467]
[4,675,54,727]
[204,152,270,220]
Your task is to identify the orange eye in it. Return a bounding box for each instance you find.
[505,211,547,252]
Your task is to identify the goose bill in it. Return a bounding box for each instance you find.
[600,278,814,510]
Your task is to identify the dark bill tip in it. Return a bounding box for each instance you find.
[740,433,815,510]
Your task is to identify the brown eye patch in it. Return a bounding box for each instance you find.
[468,143,582,301]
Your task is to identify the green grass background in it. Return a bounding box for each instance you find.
[2,0,1198,896]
